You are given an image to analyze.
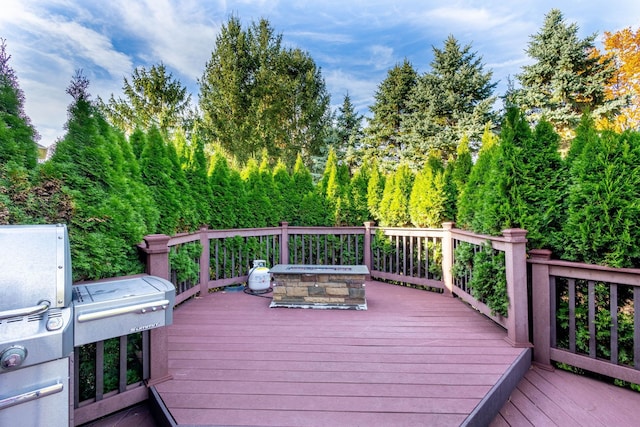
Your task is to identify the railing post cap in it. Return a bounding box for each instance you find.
[442,222,455,230]
[501,228,528,242]
[529,248,552,260]
[144,234,171,253]
[279,221,289,227]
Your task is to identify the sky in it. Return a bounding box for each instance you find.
[2,0,640,147]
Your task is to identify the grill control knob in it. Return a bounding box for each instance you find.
[1,346,27,370]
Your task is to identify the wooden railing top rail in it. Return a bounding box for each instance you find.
[528,253,640,286]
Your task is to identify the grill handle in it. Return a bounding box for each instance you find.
[0,300,50,321]
[76,299,170,322]
[0,382,63,410]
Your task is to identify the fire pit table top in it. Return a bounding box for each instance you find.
[269,264,369,275]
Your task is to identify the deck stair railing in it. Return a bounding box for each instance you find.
[529,249,640,386]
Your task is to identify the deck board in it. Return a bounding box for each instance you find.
[491,365,640,426]
[155,280,525,426]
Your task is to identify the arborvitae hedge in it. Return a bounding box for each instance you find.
[563,123,640,267]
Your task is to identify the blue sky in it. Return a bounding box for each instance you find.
[2,0,640,147]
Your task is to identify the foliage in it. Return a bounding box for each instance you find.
[595,27,640,132]
[378,163,413,226]
[562,119,640,267]
[409,153,446,228]
[0,38,38,169]
[514,9,623,147]
[170,241,202,284]
[48,75,156,280]
[330,93,364,169]
[366,159,385,224]
[401,35,497,168]
[456,126,500,231]
[362,59,418,171]
[99,63,192,138]
[199,16,331,168]
[453,241,508,317]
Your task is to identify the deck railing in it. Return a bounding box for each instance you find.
[72,222,640,425]
[140,221,530,348]
[72,332,150,425]
[529,249,640,386]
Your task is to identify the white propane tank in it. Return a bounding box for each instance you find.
[248,260,270,292]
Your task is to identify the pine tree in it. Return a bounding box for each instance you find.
[515,9,622,147]
[401,35,496,168]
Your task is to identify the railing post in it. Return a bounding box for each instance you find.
[441,222,454,296]
[363,221,374,279]
[199,227,210,295]
[502,228,531,348]
[141,234,173,386]
[529,248,554,369]
[279,221,289,265]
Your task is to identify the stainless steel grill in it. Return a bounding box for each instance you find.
[0,224,73,427]
[0,224,175,426]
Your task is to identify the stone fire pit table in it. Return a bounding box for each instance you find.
[269,264,369,310]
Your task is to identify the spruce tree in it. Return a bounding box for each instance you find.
[401,35,496,168]
[515,9,622,147]
[363,59,418,170]
[333,93,364,169]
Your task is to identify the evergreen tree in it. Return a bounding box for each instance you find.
[0,39,38,169]
[272,159,292,224]
[515,9,622,147]
[138,125,181,234]
[409,153,446,228]
[241,158,272,227]
[346,162,371,225]
[366,159,385,224]
[184,132,213,228]
[48,71,153,280]
[100,63,191,138]
[457,126,500,231]
[333,93,364,169]
[289,154,317,225]
[379,163,413,226]
[363,59,418,170]
[563,123,640,267]
[199,16,331,168]
[401,35,496,168]
[209,152,242,229]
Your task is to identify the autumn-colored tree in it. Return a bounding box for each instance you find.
[596,27,640,131]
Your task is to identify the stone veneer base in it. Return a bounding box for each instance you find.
[269,264,368,310]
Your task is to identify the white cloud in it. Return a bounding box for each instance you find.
[368,45,395,70]
[111,0,218,80]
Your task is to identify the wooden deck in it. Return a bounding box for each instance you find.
[491,364,640,426]
[153,280,528,426]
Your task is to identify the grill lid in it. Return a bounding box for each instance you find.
[0,224,72,313]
